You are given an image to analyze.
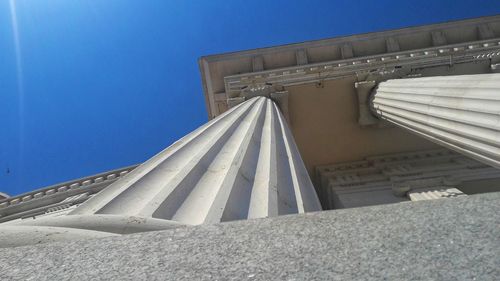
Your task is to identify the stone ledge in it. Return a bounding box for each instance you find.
[0,192,498,280]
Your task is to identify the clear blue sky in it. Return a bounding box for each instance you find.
[1,0,500,196]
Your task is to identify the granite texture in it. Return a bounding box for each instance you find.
[0,193,499,280]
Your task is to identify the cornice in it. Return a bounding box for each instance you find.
[224,38,500,96]
[0,165,138,221]
[199,15,500,119]
[201,15,500,62]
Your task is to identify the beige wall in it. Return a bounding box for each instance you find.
[286,77,438,177]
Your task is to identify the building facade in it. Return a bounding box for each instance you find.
[1,15,500,248]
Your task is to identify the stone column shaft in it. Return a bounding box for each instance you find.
[371,73,500,169]
[67,97,321,226]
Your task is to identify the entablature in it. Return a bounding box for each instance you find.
[224,37,500,95]
[200,15,500,119]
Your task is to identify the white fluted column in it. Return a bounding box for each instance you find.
[61,97,320,227]
[371,73,500,169]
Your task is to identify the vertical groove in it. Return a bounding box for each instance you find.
[71,99,259,215]
[169,98,266,224]
[273,106,300,215]
[217,100,267,222]
[139,98,262,219]
[248,99,278,218]
[275,102,322,212]
[372,74,500,169]
[67,96,321,228]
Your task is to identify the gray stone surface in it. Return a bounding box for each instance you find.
[1,193,499,280]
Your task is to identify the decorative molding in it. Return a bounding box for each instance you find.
[200,15,500,118]
[431,30,447,46]
[478,24,495,40]
[408,187,466,201]
[354,81,378,126]
[385,37,400,52]
[224,38,500,96]
[226,84,291,123]
[341,43,354,59]
[316,149,500,209]
[295,49,308,65]
[252,55,264,72]
[0,165,138,221]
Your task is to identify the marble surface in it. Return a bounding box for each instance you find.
[1,192,499,280]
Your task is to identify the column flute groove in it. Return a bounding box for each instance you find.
[12,97,321,234]
[371,73,500,169]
